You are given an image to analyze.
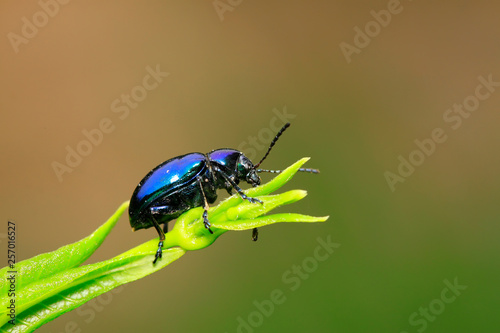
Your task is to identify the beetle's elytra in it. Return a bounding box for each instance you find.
[128,123,319,263]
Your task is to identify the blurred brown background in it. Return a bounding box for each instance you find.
[1,1,499,332]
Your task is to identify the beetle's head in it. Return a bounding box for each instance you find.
[237,154,261,186]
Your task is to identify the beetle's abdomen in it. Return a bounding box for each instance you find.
[129,153,208,230]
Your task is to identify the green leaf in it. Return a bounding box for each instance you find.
[214,213,329,230]
[0,201,129,294]
[0,202,184,331]
[3,246,185,332]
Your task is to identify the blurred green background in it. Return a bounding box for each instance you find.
[1,1,499,332]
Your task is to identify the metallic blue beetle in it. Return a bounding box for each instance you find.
[129,123,318,263]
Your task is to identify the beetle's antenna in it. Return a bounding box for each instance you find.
[257,168,320,174]
[253,122,291,169]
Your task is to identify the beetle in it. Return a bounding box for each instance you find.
[129,123,318,263]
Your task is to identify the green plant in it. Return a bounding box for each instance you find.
[0,158,327,332]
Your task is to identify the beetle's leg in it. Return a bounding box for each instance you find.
[252,227,258,241]
[215,167,262,240]
[217,169,263,205]
[196,176,214,234]
[148,211,166,264]
[249,181,260,241]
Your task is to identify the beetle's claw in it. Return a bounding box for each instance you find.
[202,212,214,234]
[252,228,259,241]
[153,241,163,264]
[248,197,263,205]
[153,249,162,264]
[204,221,214,234]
